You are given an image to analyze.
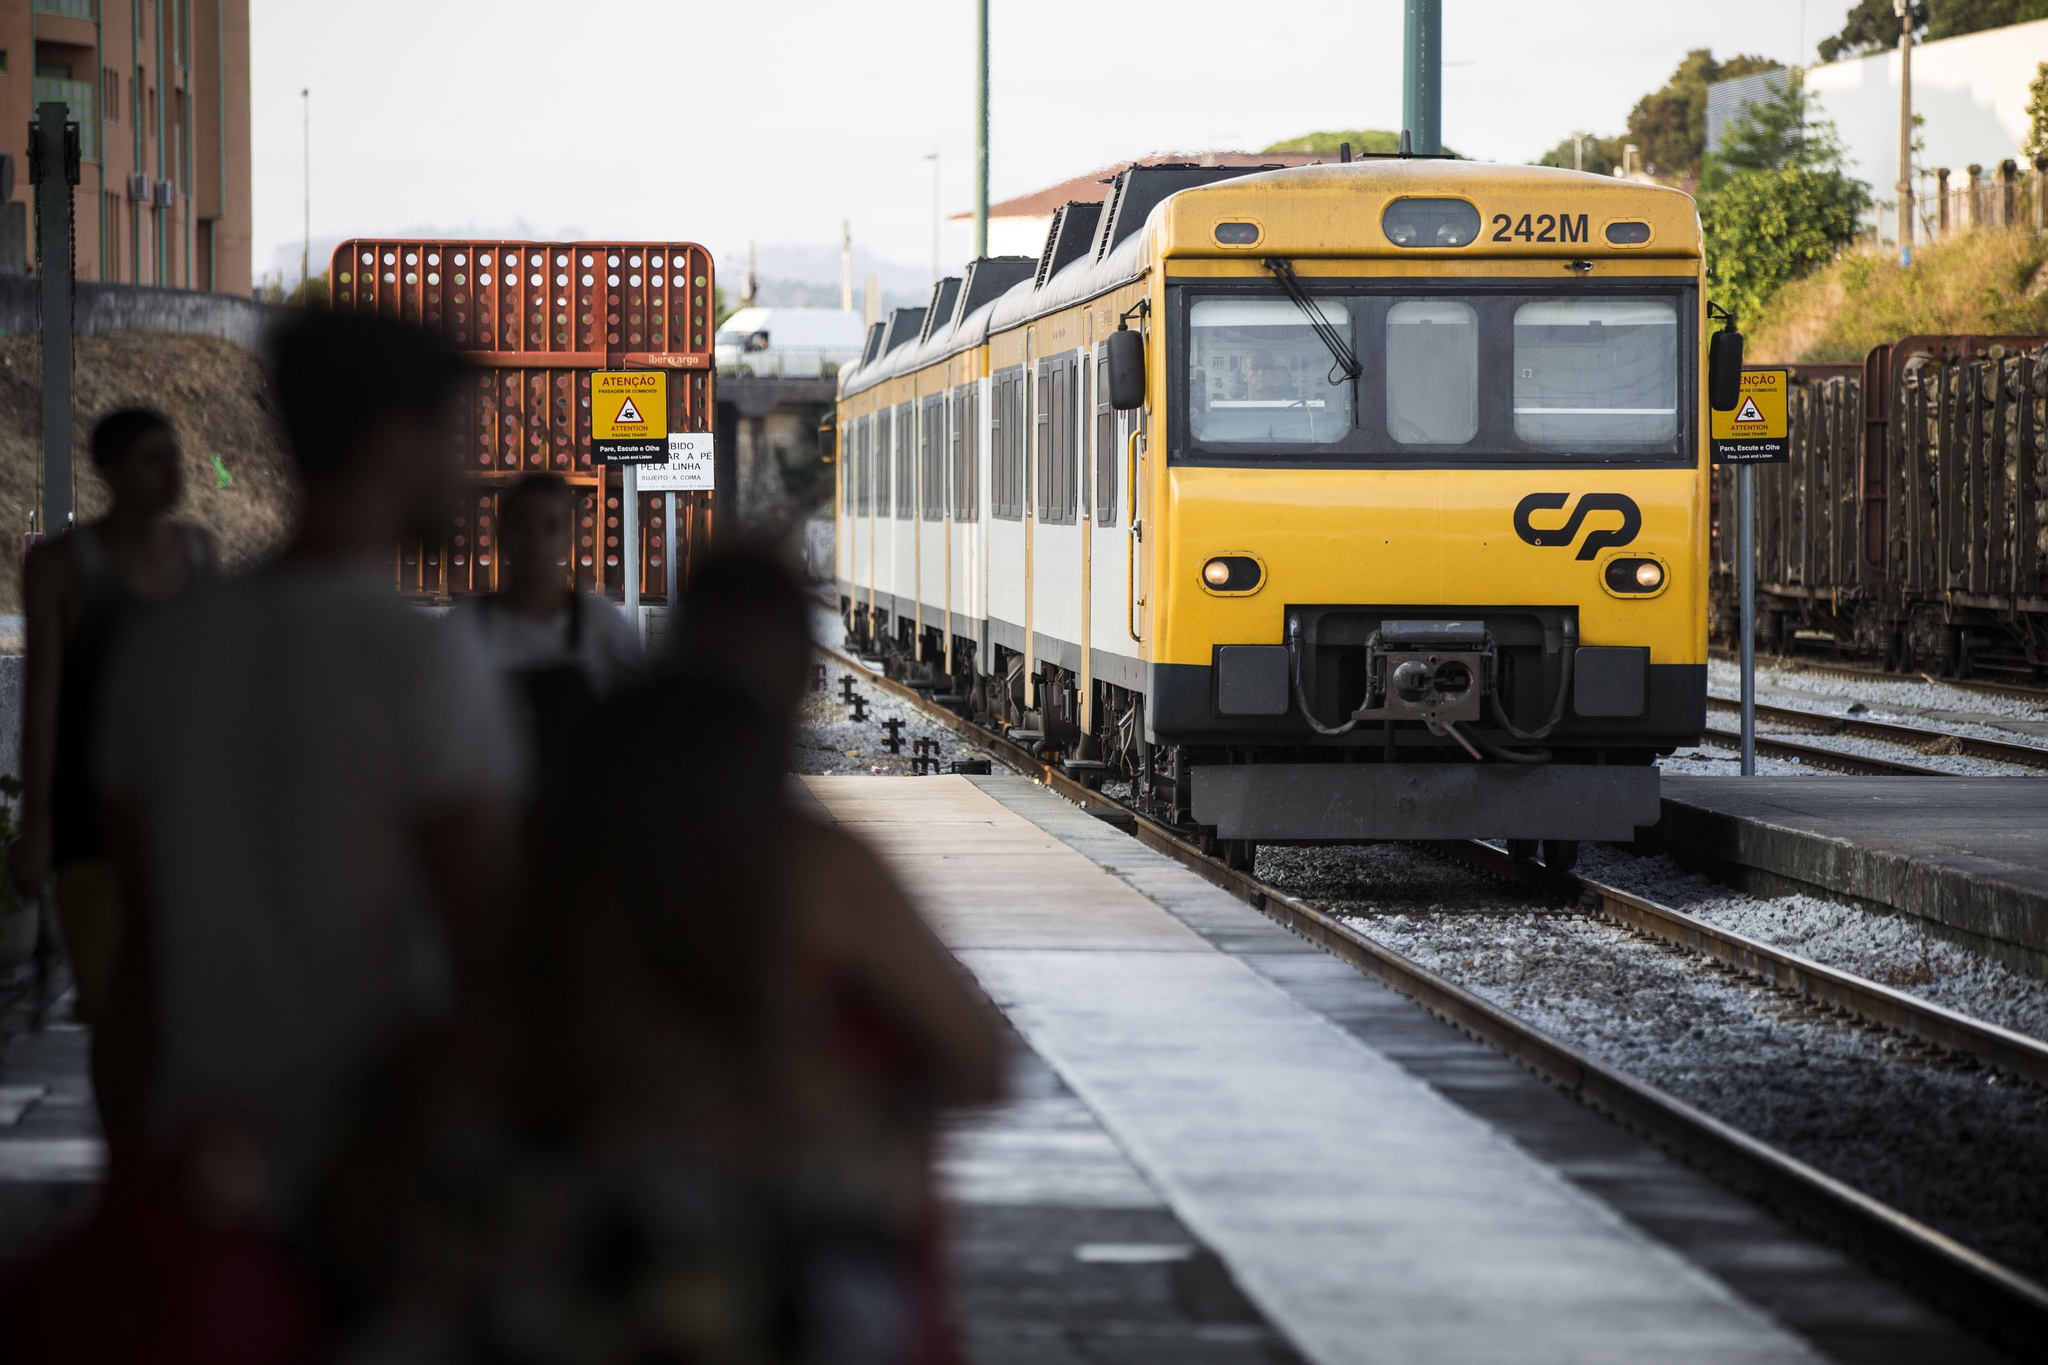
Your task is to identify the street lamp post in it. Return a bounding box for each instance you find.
[924,151,939,288]
[301,88,311,292]
[1894,0,1914,267]
[974,0,989,259]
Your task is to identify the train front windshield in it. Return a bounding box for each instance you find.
[1182,285,1688,465]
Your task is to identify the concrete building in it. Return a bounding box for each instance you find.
[952,151,1323,259]
[0,0,250,294]
[1708,20,2048,238]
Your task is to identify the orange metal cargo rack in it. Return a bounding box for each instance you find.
[331,239,716,601]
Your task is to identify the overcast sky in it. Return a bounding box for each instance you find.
[251,1,1860,291]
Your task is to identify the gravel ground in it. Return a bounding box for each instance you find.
[1657,745,1820,777]
[1257,840,2048,1281]
[1575,844,2048,1042]
[791,672,989,777]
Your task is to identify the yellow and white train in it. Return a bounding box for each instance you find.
[835,158,1714,871]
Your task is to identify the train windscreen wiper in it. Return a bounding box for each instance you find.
[1263,257,1361,422]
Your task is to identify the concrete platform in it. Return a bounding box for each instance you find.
[806,775,2009,1365]
[1653,776,2048,977]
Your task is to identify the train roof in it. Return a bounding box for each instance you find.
[838,159,1700,401]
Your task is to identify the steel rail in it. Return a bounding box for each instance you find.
[1708,647,2048,707]
[814,638,2048,1353]
[1698,725,1944,776]
[1707,695,2048,773]
[1423,839,2048,1089]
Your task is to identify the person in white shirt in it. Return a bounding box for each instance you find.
[95,311,523,1223]
[449,473,643,800]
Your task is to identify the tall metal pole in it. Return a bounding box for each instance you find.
[624,463,641,623]
[34,104,74,535]
[925,151,940,287]
[1738,465,1757,775]
[1402,0,1442,156]
[1895,0,1913,267]
[974,0,989,258]
[301,88,311,289]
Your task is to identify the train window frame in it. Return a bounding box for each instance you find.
[951,381,979,522]
[991,366,1026,520]
[893,402,915,519]
[921,393,947,521]
[1094,346,1118,526]
[1166,276,1699,470]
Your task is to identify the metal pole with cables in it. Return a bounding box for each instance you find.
[1738,465,1756,775]
[974,0,989,258]
[1402,0,1441,156]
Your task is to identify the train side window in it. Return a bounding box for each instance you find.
[894,402,915,519]
[991,369,1022,520]
[1512,298,1677,450]
[876,410,893,517]
[1078,360,1092,523]
[1385,300,1477,445]
[952,382,978,521]
[1095,351,1117,526]
[922,395,947,521]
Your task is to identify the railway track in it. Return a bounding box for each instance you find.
[1709,648,2048,709]
[816,635,2048,1354]
[1704,696,2048,773]
[1697,724,1943,776]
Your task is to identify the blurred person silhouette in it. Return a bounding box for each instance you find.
[450,473,642,799]
[11,410,216,1129]
[0,311,522,1364]
[341,546,1003,1364]
[647,547,1005,1363]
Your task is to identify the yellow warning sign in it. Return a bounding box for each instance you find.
[1711,368,1788,464]
[591,370,668,464]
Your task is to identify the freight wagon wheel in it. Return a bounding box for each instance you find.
[1220,840,1258,873]
[1540,840,1579,874]
[1506,839,1539,862]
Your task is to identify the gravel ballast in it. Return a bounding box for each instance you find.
[1258,840,2048,1282]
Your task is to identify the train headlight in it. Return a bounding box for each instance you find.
[1200,555,1264,594]
[1602,556,1668,597]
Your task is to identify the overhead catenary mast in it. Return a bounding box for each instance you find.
[975,0,989,258]
[1403,0,1441,156]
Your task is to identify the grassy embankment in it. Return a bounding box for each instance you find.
[1746,229,2048,364]
[0,334,295,615]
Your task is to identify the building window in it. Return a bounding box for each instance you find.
[103,68,118,123]
[103,193,120,281]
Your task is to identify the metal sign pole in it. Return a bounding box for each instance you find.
[1738,463,1756,776]
[623,463,640,625]
[664,490,678,609]
[33,104,73,535]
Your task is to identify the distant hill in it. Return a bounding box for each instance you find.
[1263,129,1462,158]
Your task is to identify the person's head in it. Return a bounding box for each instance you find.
[497,474,573,597]
[90,408,182,517]
[671,545,813,727]
[1241,349,1287,400]
[268,311,464,547]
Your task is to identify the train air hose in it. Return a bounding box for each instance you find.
[1286,618,1576,761]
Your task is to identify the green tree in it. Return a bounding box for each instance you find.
[1532,132,1629,176]
[1699,86,1871,325]
[2028,62,2048,161]
[1700,72,1854,189]
[1261,129,1461,159]
[1702,168,1871,325]
[1264,129,1401,155]
[1624,49,1781,179]
[1818,0,2048,62]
